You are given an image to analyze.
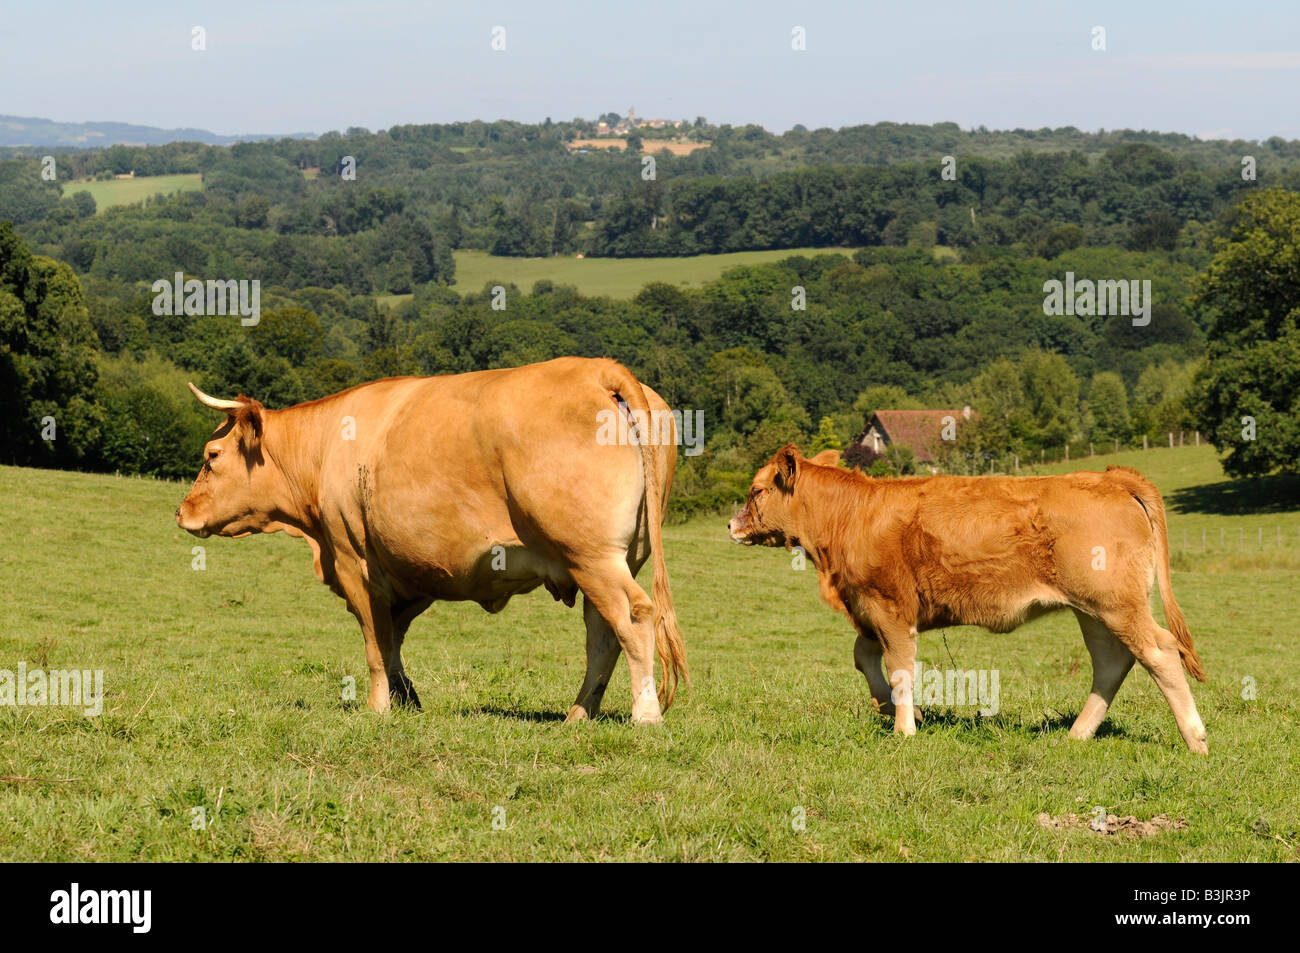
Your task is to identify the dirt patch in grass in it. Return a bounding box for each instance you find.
[1038,812,1188,836]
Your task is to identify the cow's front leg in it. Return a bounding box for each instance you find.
[336,559,395,712]
[388,599,432,709]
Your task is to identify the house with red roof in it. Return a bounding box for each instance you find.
[852,407,975,465]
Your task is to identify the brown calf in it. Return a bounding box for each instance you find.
[728,445,1208,753]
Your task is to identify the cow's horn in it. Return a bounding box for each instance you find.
[188,382,245,412]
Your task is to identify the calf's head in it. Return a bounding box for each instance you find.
[728,444,803,547]
[176,383,276,539]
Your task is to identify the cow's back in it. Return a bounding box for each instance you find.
[316,358,673,598]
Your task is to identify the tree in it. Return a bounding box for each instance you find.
[1087,371,1131,442]
[0,224,103,466]
[1019,348,1081,449]
[971,357,1031,452]
[1192,189,1300,476]
[809,416,842,454]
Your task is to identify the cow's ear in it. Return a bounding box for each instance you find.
[232,398,264,450]
[774,444,800,491]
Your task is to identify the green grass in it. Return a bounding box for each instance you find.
[1,445,1297,860]
[449,247,861,299]
[60,173,203,211]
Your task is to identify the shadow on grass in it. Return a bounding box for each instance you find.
[900,707,1150,742]
[1168,472,1300,515]
[464,704,633,725]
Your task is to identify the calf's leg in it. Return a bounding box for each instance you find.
[864,614,919,736]
[1069,610,1135,740]
[853,633,923,723]
[854,634,894,713]
[1103,608,1208,754]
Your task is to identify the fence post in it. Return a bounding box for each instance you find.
[1065,444,1069,462]
[1090,442,1094,457]
[1168,432,1174,448]
[1144,434,1148,451]
[1195,431,1200,447]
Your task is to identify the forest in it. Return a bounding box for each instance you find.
[2,119,1298,513]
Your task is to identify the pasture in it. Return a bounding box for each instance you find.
[1,445,1297,861]
[446,246,863,300]
[60,174,203,211]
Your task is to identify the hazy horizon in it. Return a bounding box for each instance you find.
[3,0,1299,142]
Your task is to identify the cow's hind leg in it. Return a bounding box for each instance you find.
[1069,610,1135,740]
[571,562,662,725]
[566,595,623,723]
[1101,608,1208,754]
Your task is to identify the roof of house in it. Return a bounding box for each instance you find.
[857,409,973,462]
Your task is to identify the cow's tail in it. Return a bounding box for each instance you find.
[1108,466,1207,682]
[602,361,689,711]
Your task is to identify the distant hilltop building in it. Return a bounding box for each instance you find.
[594,109,683,137]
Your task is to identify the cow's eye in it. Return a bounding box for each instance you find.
[206,449,220,466]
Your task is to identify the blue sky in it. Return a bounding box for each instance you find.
[3,0,1299,139]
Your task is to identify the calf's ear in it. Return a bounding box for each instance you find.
[774,444,800,490]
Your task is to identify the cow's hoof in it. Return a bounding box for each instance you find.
[631,712,664,726]
[389,675,422,710]
[1188,739,1209,756]
[564,704,590,723]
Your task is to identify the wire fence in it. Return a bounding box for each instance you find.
[1169,524,1300,555]
[1007,431,1206,473]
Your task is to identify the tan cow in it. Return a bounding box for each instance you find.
[728,445,1209,753]
[176,357,687,724]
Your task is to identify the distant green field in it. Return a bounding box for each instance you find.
[449,247,862,299]
[1,444,1297,860]
[60,173,203,211]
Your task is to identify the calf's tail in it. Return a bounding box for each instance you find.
[1108,466,1206,682]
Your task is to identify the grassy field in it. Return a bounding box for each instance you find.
[1,444,1297,861]
[60,174,203,211]
[448,246,862,299]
